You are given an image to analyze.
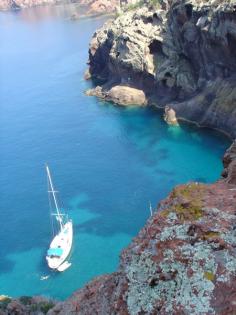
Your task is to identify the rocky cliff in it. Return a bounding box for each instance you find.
[0,0,120,13]
[0,0,138,15]
[87,0,236,138]
[1,141,236,314]
[0,0,65,10]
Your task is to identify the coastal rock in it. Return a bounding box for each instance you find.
[88,0,236,138]
[0,0,62,10]
[86,85,147,106]
[164,105,178,125]
[108,85,147,106]
[222,140,236,184]
[85,85,104,98]
[87,0,118,15]
[84,69,92,80]
[0,296,55,314]
[0,0,121,12]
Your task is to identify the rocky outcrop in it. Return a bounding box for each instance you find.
[86,85,147,106]
[222,140,236,184]
[79,0,120,16]
[87,0,236,138]
[0,0,137,14]
[0,0,120,12]
[164,105,178,125]
[0,0,63,10]
[0,295,55,314]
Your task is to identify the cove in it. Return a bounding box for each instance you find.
[0,6,231,300]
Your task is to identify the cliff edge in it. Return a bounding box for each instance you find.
[1,141,236,314]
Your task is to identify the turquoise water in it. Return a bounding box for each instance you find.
[0,6,230,300]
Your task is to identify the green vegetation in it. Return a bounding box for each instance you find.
[126,0,145,11]
[161,184,206,222]
[149,0,160,6]
[202,231,220,240]
[19,296,32,305]
[172,183,205,199]
[38,301,55,314]
[30,301,55,314]
[0,296,54,314]
[173,184,205,221]
[174,202,203,221]
[204,271,215,281]
[126,0,160,11]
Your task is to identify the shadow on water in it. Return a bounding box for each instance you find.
[0,256,15,274]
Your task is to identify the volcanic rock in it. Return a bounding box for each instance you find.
[87,0,236,138]
[86,85,147,106]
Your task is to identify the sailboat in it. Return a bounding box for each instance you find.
[45,165,73,271]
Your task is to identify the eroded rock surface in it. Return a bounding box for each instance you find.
[222,140,236,184]
[86,85,147,106]
[0,0,120,12]
[87,0,236,137]
[79,0,120,16]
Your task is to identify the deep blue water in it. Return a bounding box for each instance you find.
[0,6,231,300]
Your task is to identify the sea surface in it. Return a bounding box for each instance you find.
[0,5,231,300]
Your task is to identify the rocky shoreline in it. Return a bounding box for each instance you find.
[86,0,236,139]
[0,0,120,14]
[1,1,236,314]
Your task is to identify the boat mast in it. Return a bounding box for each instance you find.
[46,165,63,231]
[149,201,153,217]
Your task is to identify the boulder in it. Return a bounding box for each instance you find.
[86,85,147,106]
[107,85,147,106]
[164,105,178,125]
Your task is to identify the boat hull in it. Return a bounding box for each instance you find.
[46,221,73,270]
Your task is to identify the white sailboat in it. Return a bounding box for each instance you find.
[46,165,73,271]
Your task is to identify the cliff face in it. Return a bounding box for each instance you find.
[0,0,67,10]
[0,0,120,13]
[87,0,236,138]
